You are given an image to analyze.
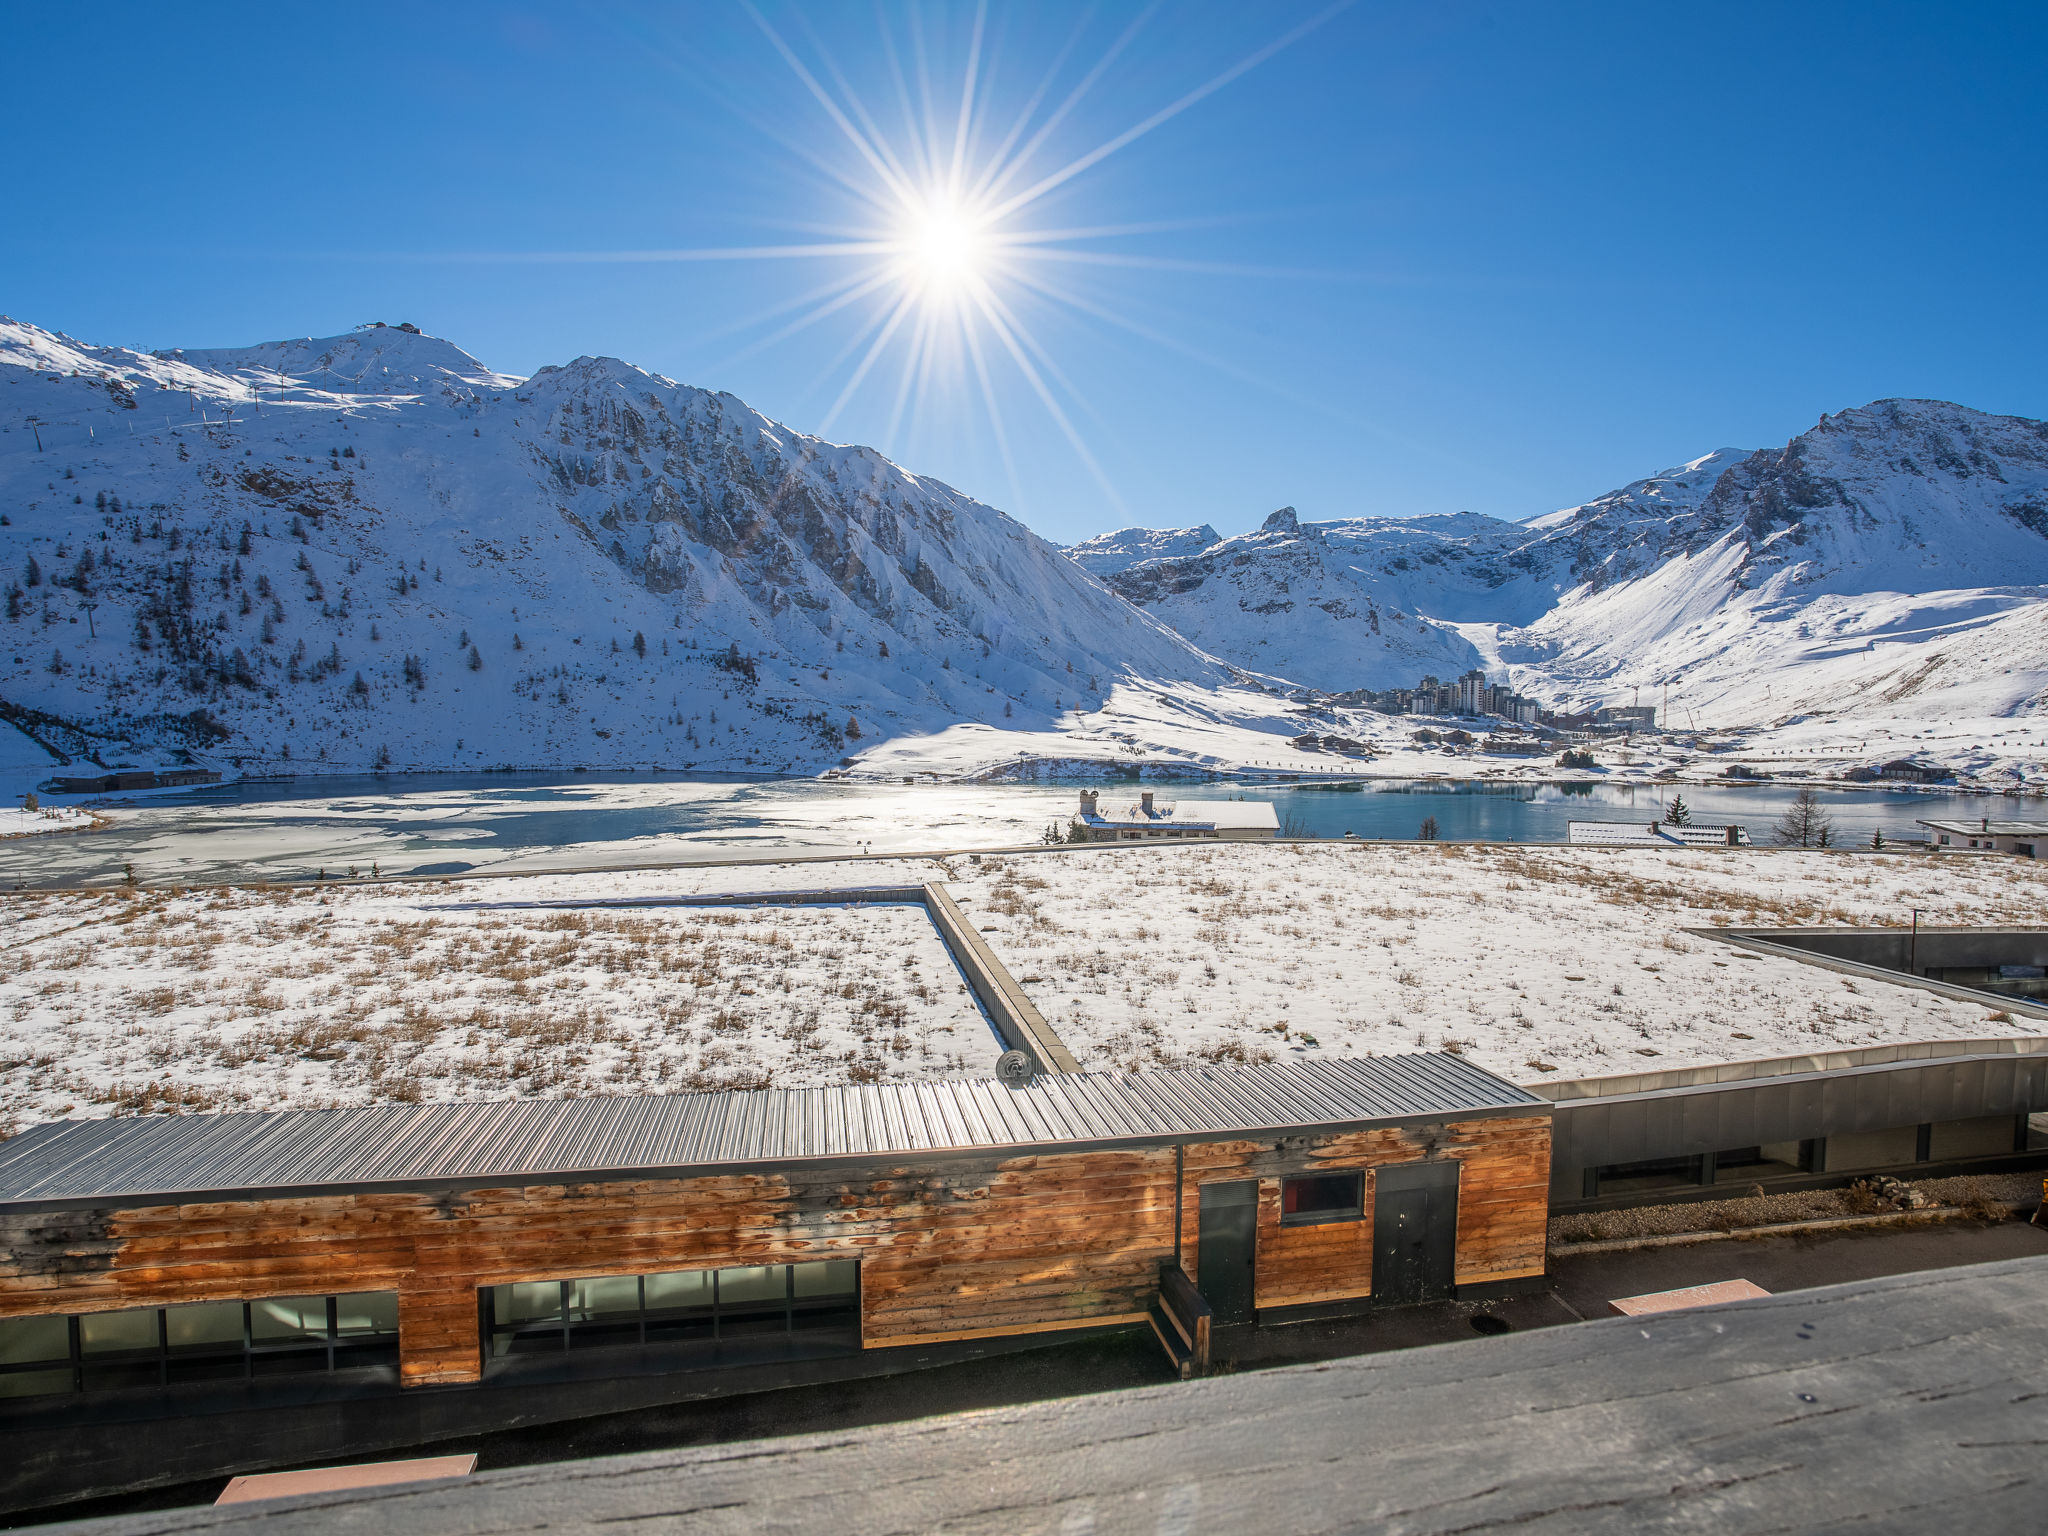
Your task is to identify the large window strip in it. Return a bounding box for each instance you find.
[485,1260,859,1359]
[0,1293,399,1398]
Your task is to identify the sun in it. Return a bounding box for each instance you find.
[682,4,1352,504]
[902,197,988,300]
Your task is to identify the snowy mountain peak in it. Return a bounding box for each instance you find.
[528,353,679,395]
[1522,447,1751,532]
[1065,522,1222,576]
[175,324,523,398]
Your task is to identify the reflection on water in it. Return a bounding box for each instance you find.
[0,770,2028,889]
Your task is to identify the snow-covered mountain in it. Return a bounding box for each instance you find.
[6,309,2042,792]
[1067,523,1221,576]
[1087,507,1515,691]
[1091,454,1762,693]
[1088,406,2048,781]
[0,318,1249,779]
[1503,401,2048,740]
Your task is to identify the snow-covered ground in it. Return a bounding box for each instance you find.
[0,862,998,1132]
[946,843,2048,1082]
[0,803,96,838]
[3,844,2041,1134]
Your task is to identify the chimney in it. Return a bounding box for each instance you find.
[1079,789,1098,816]
[1141,790,1155,815]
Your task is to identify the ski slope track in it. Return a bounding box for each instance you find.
[0,317,1303,786]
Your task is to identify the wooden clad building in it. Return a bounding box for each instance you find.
[0,1056,1548,1497]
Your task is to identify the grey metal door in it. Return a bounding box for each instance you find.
[1197,1181,1259,1324]
[1373,1162,1459,1305]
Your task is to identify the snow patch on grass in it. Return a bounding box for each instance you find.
[0,860,995,1132]
[949,843,2048,1081]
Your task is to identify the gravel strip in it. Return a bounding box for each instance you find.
[1549,1171,2040,1245]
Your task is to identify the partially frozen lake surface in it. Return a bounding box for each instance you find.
[0,772,2026,888]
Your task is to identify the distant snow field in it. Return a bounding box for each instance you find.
[948,843,2047,1081]
[0,870,996,1131]
[1,844,2043,1133]
[1,803,96,838]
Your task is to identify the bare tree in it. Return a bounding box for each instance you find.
[1772,787,1836,848]
[1418,815,1441,841]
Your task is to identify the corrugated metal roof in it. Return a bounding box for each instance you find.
[0,1055,1539,1209]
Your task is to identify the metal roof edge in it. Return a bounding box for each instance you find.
[0,1101,1551,1214]
[1544,1051,2048,1113]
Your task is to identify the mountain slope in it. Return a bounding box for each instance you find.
[0,318,1245,778]
[1087,405,2048,780]
[1503,401,2048,737]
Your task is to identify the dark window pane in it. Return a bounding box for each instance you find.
[79,1309,160,1357]
[789,1297,859,1334]
[717,1267,787,1305]
[0,1315,70,1367]
[165,1302,244,1353]
[1282,1173,1363,1221]
[165,1354,248,1386]
[0,1368,72,1398]
[1595,1155,1706,1193]
[250,1349,329,1377]
[643,1313,716,1345]
[251,1297,328,1343]
[569,1320,644,1350]
[81,1361,161,1392]
[491,1330,559,1358]
[331,1341,400,1371]
[792,1261,858,1299]
[335,1292,398,1339]
[644,1270,713,1314]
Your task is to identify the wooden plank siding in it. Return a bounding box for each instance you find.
[1179,1115,1552,1309]
[0,1115,1548,1387]
[0,1149,1177,1387]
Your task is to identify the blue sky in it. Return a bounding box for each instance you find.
[6,2,2046,543]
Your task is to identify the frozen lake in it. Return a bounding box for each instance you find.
[0,773,2029,889]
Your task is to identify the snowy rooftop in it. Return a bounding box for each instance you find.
[1081,796,1279,832]
[1917,820,2048,836]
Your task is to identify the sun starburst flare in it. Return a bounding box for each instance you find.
[634,2,1353,514]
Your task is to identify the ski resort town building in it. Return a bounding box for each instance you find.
[1918,819,2048,858]
[1566,820,1751,848]
[1076,789,1278,840]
